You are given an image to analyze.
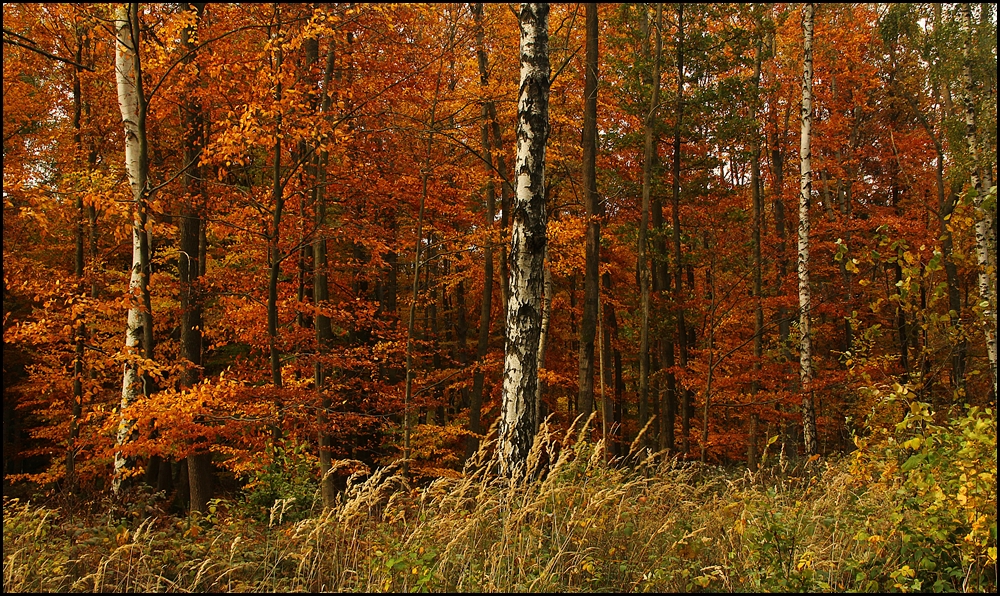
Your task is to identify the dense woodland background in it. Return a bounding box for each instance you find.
[2,0,996,527]
[3,3,997,592]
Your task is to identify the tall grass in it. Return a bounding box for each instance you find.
[4,406,996,592]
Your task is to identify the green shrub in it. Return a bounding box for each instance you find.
[234,440,320,525]
[852,389,997,592]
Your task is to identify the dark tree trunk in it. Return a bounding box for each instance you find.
[750,33,764,471]
[68,26,87,488]
[637,3,663,453]
[670,4,690,456]
[467,3,497,461]
[178,3,212,513]
[578,2,600,428]
[315,33,337,508]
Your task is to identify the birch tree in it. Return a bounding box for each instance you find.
[112,2,151,492]
[798,3,819,457]
[499,2,549,477]
[961,3,997,398]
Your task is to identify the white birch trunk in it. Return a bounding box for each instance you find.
[535,246,552,434]
[113,4,146,492]
[499,3,550,477]
[961,4,998,397]
[797,3,818,456]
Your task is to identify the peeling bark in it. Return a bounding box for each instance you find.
[113,3,151,492]
[499,3,549,477]
[798,3,818,457]
[961,4,998,397]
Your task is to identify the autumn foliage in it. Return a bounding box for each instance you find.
[2,2,996,513]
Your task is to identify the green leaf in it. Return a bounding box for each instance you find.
[902,453,926,471]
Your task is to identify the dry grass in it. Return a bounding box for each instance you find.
[4,414,997,593]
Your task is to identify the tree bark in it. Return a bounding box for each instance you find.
[798,3,818,457]
[927,3,967,392]
[647,6,674,453]
[536,245,553,434]
[267,36,285,395]
[700,271,717,463]
[750,33,764,471]
[577,2,600,428]
[467,3,495,460]
[961,3,998,398]
[178,2,212,513]
[113,3,151,493]
[767,26,796,457]
[637,3,663,454]
[499,2,549,478]
[670,4,690,455]
[315,34,338,508]
[600,272,618,455]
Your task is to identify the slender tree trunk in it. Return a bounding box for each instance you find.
[670,4,690,456]
[536,246,553,434]
[178,2,212,512]
[89,202,99,299]
[403,213,426,467]
[773,118,792,361]
[925,3,967,392]
[499,2,549,477]
[578,2,600,428]
[906,9,966,395]
[700,277,716,463]
[894,261,911,377]
[889,185,911,380]
[961,3,998,397]
[600,272,616,454]
[467,3,495,459]
[68,27,87,488]
[316,36,337,508]
[750,35,764,471]
[637,3,663,454]
[268,34,285,394]
[295,154,313,330]
[113,3,152,493]
[485,70,514,328]
[647,5,673,454]
[798,3,818,457]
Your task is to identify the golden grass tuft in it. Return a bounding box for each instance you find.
[4,409,996,592]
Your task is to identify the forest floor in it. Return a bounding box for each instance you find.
[4,404,996,593]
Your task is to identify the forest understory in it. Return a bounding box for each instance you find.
[4,404,997,593]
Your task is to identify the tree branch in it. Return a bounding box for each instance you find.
[3,29,95,71]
